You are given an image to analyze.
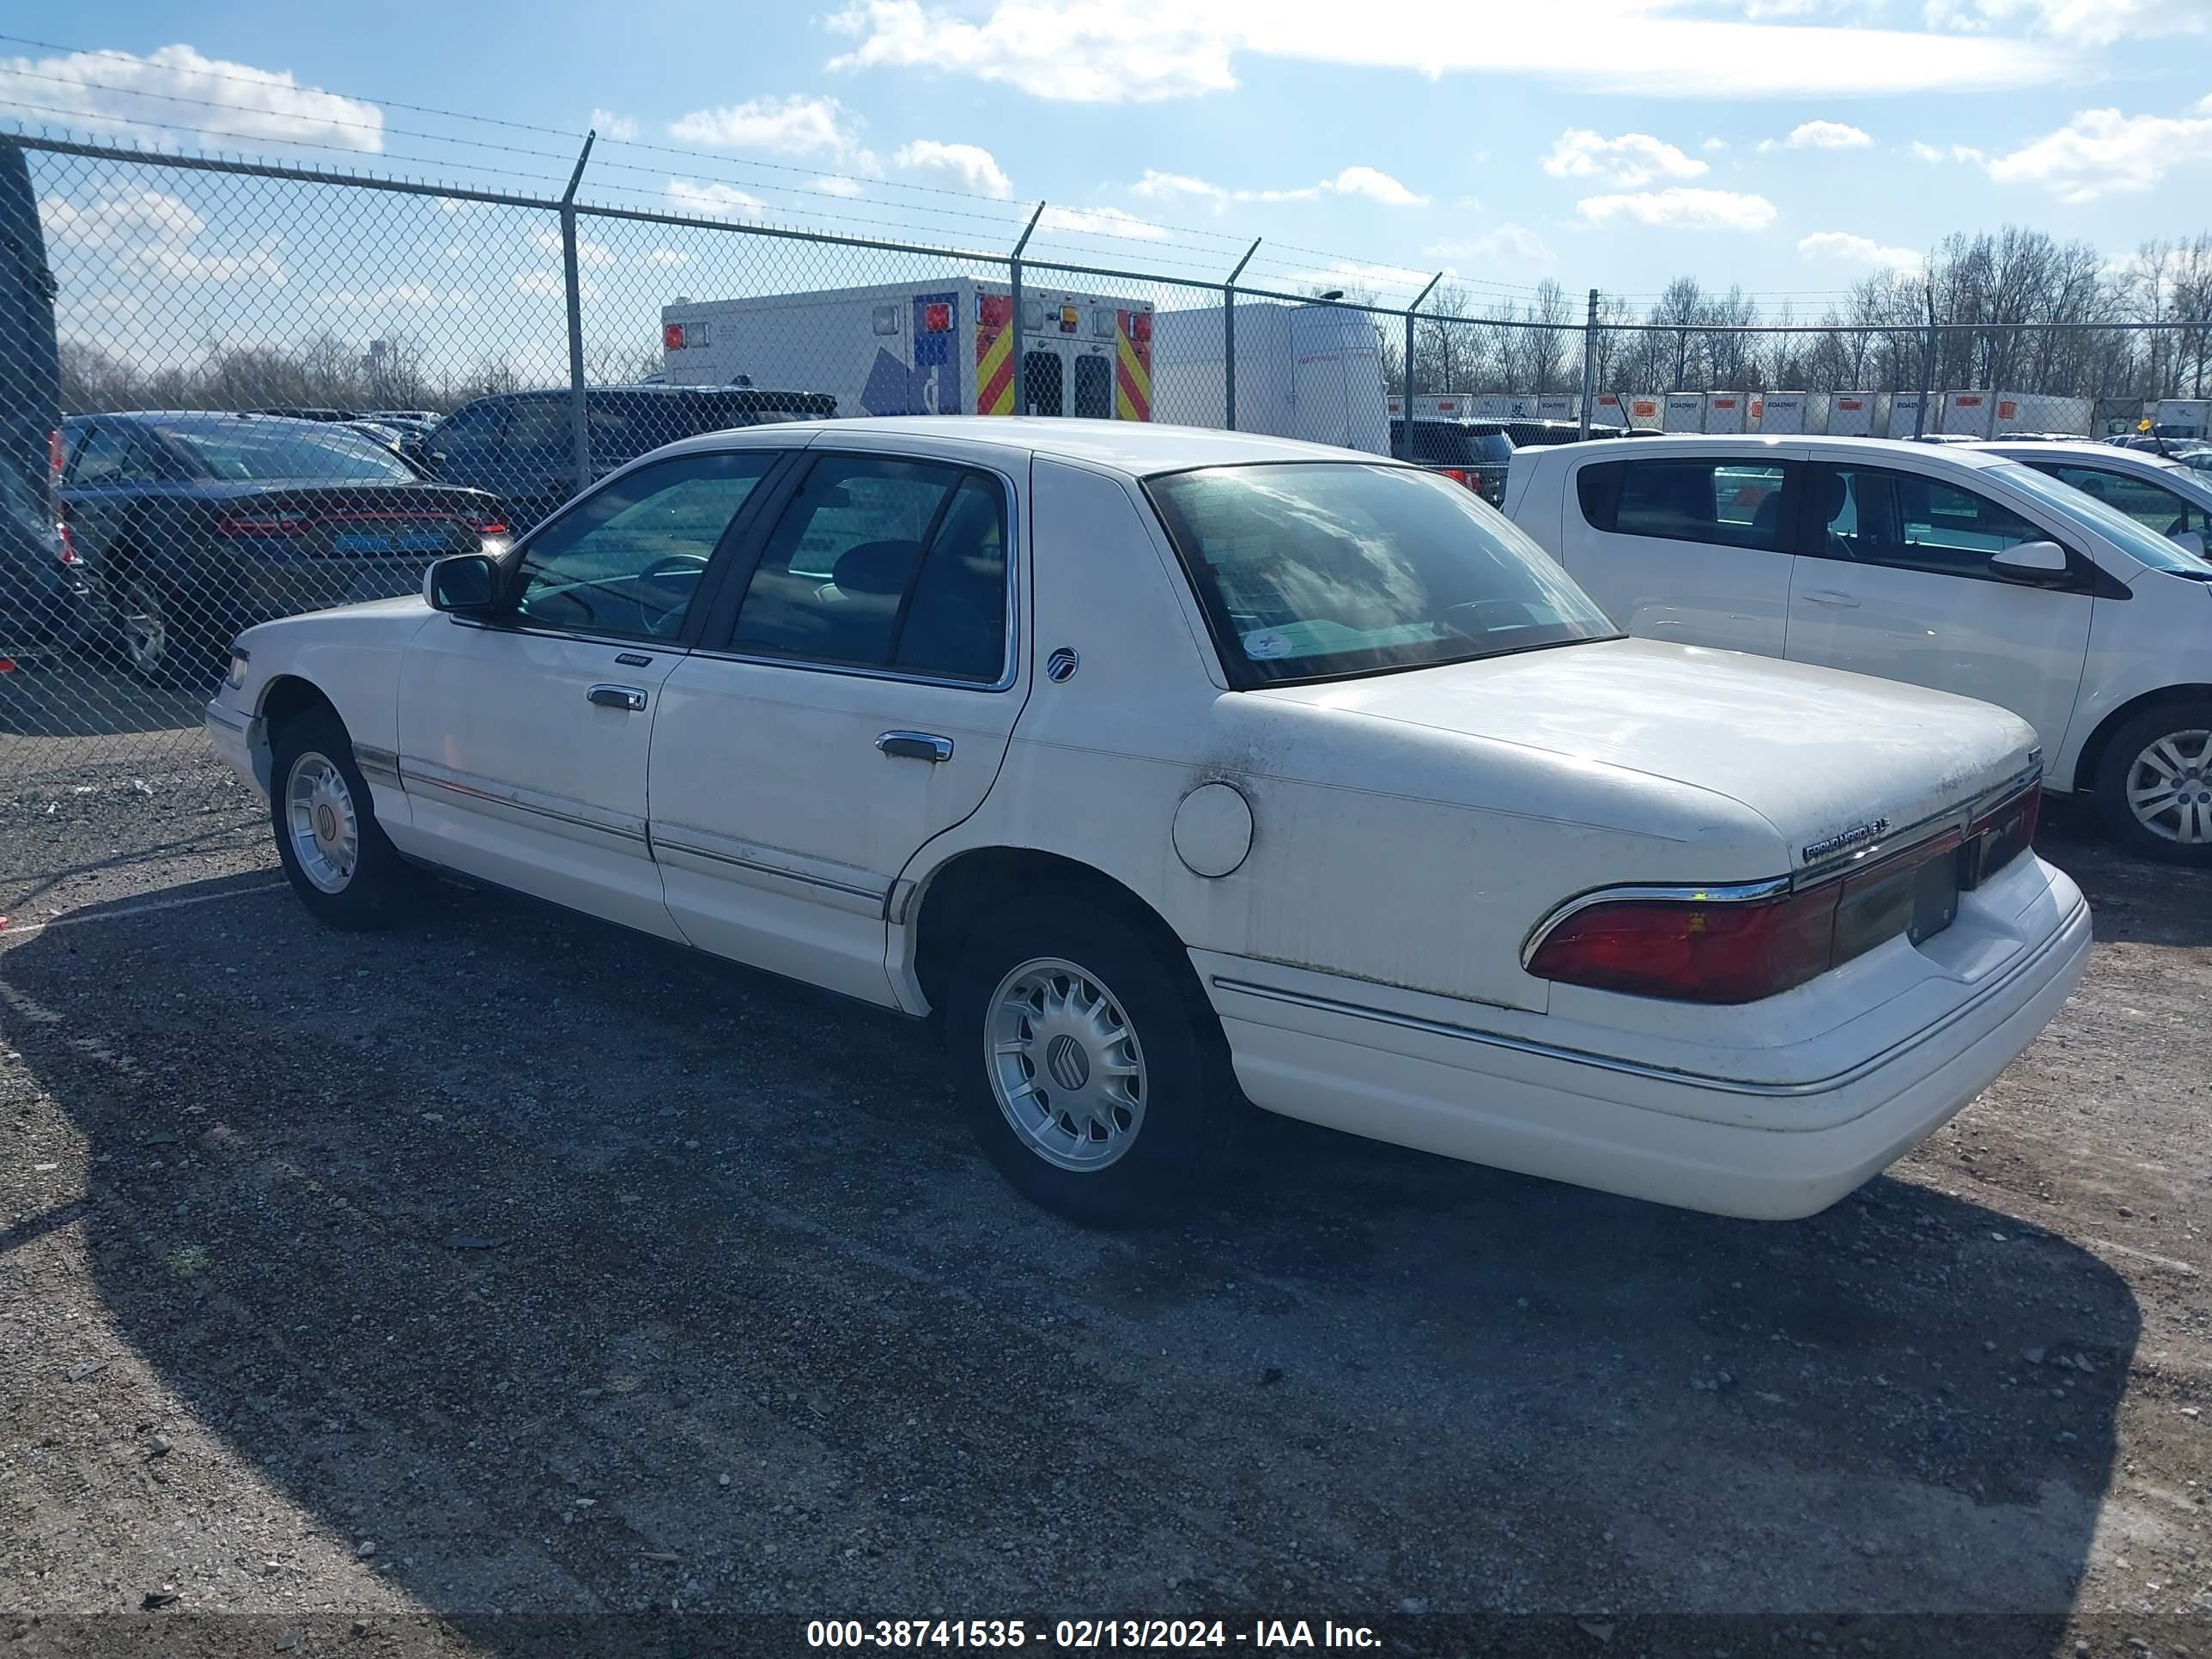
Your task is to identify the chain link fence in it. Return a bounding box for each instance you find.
[4,132,2209,800]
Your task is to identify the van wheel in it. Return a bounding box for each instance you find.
[269,708,418,927]
[2094,702,2212,866]
[944,897,1220,1228]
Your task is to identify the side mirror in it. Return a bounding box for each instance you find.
[2173,529,2208,561]
[1990,539,2069,580]
[425,553,502,614]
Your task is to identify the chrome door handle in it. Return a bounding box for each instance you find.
[876,731,953,763]
[587,684,648,712]
[1802,590,1861,609]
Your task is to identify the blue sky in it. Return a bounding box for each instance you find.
[3,0,2209,354]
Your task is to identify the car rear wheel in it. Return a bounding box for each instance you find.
[2094,702,2212,866]
[270,708,418,927]
[945,897,1221,1227]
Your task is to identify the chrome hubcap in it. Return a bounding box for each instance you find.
[284,750,359,893]
[2125,728,2212,844]
[986,957,1147,1172]
[123,584,167,672]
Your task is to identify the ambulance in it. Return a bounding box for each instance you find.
[659,280,1154,422]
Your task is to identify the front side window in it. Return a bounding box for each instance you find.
[65,423,148,486]
[1146,462,1615,687]
[1811,464,2045,578]
[162,422,417,483]
[2038,464,2200,539]
[1996,459,2212,575]
[728,455,1010,682]
[1580,458,1790,552]
[501,397,569,457]
[513,451,776,640]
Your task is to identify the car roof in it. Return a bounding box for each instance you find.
[1512,433,2024,472]
[653,416,1397,477]
[1978,440,2184,471]
[66,410,336,431]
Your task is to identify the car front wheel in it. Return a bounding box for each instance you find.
[269,708,418,927]
[945,897,1221,1227]
[2094,702,2212,866]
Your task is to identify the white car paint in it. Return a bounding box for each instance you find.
[1504,434,2212,811]
[210,418,2089,1221]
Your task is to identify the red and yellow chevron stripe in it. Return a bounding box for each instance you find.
[1115,310,1152,422]
[976,301,1015,416]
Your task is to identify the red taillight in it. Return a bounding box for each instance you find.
[217,513,313,537]
[1528,822,1988,1005]
[979,294,1012,329]
[49,428,64,483]
[1127,310,1151,343]
[1528,884,1840,1005]
[476,519,508,536]
[1966,780,2040,884]
[0,657,16,675]
[664,322,685,350]
[1441,467,1474,488]
[922,302,952,332]
[56,520,80,565]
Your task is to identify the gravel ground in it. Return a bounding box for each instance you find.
[1,763,2207,1658]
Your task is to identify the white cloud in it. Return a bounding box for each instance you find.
[1127,165,1424,212]
[1425,222,1557,271]
[1982,104,2212,202]
[1037,204,1171,240]
[1542,129,1707,188]
[1798,230,1921,269]
[531,228,614,266]
[1924,0,2207,48]
[812,174,866,198]
[666,179,769,220]
[1576,187,1778,230]
[1702,137,1729,152]
[668,94,879,172]
[0,43,384,151]
[1782,118,1874,149]
[1910,140,1947,161]
[514,270,599,301]
[122,240,288,284]
[892,139,1012,198]
[323,283,472,308]
[590,107,640,142]
[823,0,2069,101]
[647,248,693,266]
[40,189,204,249]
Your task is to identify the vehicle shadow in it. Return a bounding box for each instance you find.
[0,874,2136,1650]
[2033,796,2212,947]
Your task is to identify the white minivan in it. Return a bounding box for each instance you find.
[1504,434,2212,864]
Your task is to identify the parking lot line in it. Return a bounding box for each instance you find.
[0,879,288,939]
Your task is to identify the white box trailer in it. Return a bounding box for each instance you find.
[1885,394,1929,439]
[1469,392,1544,421]
[1154,301,1389,454]
[1830,392,1876,436]
[2154,398,2211,440]
[1536,393,1574,421]
[1751,392,1808,434]
[1386,392,1474,420]
[1704,392,1747,434]
[1990,392,2089,435]
[1941,391,1998,438]
[660,278,1155,422]
[1662,392,1705,432]
[1620,395,1664,431]
[1590,392,1627,427]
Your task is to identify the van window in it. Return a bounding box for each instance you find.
[1595,458,1790,552]
[1073,355,1113,419]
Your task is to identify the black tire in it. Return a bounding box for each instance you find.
[268,706,419,927]
[113,565,223,689]
[944,896,1224,1228]
[2093,701,2212,866]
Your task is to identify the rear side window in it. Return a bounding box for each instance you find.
[1587,458,1790,552]
[728,455,1010,684]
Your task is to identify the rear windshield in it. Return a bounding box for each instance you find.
[1146,462,1616,687]
[163,422,419,483]
[1391,423,1512,466]
[1992,459,2212,575]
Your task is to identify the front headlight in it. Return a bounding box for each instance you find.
[226,649,250,690]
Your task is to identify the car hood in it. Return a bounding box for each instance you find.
[1251,637,2038,870]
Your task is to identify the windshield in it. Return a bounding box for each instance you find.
[1991,459,2212,575]
[1146,462,1617,686]
[164,422,420,483]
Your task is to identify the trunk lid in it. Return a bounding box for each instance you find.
[1255,636,2037,871]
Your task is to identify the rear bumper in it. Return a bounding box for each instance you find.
[1202,872,2092,1220]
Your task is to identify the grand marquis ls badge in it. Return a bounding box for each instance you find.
[1802,818,1891,865]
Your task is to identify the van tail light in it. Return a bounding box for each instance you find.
[664,322,685,350]
[1441,467,1474,489]
[56,520,81,565]
[49,428,64,482]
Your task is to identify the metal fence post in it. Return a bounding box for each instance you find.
[1402,272,1443,461]
[1223,239,1261,430]
[1579,288,1600,440]
[1009,202,1042,417]
[1915,286,1938,441]
[560,131,597,495]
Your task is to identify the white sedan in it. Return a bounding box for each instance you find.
[206,419,2089,1225]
